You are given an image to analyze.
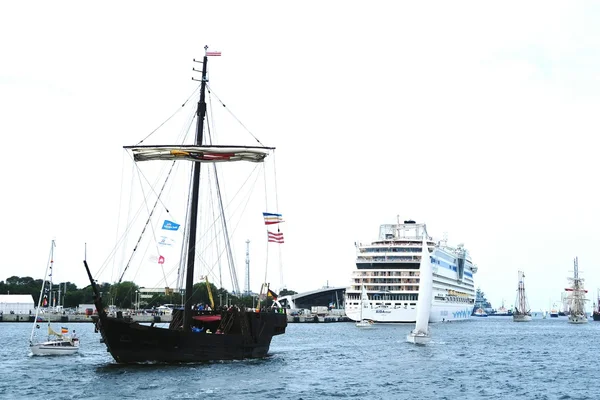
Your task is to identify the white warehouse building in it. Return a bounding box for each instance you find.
[0,294,35,314]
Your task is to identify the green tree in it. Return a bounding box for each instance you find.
[63,290,83,308]
[0,275,255,313]
[110,281,139,309]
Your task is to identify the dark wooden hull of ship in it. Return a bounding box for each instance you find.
[93,311,287,363]
[593,312,600,321]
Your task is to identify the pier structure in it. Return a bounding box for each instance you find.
[2,287,352,323]
[278,286,346,310]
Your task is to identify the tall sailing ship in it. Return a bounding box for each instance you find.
[566,257,588,324]
[513,271,532,322]
[84,46,287,363]
[344,220,477,323]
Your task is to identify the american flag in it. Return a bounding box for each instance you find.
[206,51,222,56]
[268,231,284,244]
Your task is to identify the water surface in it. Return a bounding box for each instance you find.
[0,317,596,399]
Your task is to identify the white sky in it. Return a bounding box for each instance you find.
[1,1,599,312]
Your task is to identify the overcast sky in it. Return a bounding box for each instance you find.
[1,1,599,312]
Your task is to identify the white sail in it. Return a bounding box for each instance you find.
[361,284,371,319]
[413,237,433,334]
[355,284,373,328]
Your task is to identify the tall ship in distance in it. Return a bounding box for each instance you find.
[566,257,588,324]
[345,219,477,323]
[512,270,532,322]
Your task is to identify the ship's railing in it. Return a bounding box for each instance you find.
[357,241,432,248]
[357,256,419,262]
[352,278,420,284]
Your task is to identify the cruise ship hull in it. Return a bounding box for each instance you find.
[345,301,472,323]
[345,221,477,324]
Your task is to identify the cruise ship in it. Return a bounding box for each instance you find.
[344,220,477,323]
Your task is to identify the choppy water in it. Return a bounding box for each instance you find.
[0,317,597,399]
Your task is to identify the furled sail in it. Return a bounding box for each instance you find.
[48,325,63,338]
[125,145,272,163]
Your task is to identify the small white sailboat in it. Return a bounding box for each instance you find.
[567,257,588,324]
[513,270,532,322]
[355,284,373,328]
[407,236,433,344]
[29,240,80,356]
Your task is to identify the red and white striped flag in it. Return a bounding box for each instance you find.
[206,51,221,56]
[268,231,284,244]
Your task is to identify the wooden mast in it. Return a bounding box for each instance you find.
[183,46,209,331]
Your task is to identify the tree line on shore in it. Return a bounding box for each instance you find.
[0,276,297,310]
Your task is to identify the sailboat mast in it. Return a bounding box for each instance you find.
[183,46,209,331]
[30,240,55,344]
[49,241,54,309]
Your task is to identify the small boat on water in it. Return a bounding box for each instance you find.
[513,271,532,322]
[30,332,80,356]
[356,319,374,328]
[471,288,492,316]
[356,284,374,328]
[407,236,434,345]
[472,308,488,317]
[549,303,559,318]
[591,289,600,321]
[29,240,80,356]
[490,300,513,316]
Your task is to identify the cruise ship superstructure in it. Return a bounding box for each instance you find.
[345,220,477,323]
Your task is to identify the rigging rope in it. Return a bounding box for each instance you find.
[118,160,177,283]
[272,151,285,290]
[111,150,127,284]
[263,163,269,286]
[111,108,197,285]
[206,83,264,147]
[136,85,200,145]
[191,162,263,291]
[93,87,199,285]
